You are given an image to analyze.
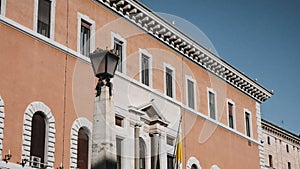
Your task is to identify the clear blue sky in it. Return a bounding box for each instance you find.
[139,0,300,135]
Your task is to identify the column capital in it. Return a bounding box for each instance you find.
[129,120,143,128]
[149,123,166,136]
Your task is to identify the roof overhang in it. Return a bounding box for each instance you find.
[94,0,273,103]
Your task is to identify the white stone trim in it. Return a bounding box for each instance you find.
[0,15,89,62]
[70,117,92,169]
[33,0,56,40]
[21,101,55,168]
[256,102,265,169]
[0,96,5,157]
[0,0,6,16]
[244,108,253,138]
[186,156,202,169]
[226,98,236,129]
[207,87,217,121]
[164,63,176,99]
[185,75,197,110]
[77,12,96,56]
[139,48,153,88]
[111,32,127,74]
[211,165,220,169]
[116,73,261,145]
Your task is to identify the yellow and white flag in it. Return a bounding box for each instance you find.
[175,135,183,169]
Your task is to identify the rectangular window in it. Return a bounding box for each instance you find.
[187,79,195,109]
[116,138,122,169]
[209,91,216,120]
[286,144,289,153]
[80,20,91,56]
[267,136,270,145]
[141,54,150,86]
[245,111,251,137]
[288,162,291,169]
[269,155,273,167]
[228,102,234,129]
[37,0,51,37]
[166,67,173,98]
[114,40,123,72]
[115,116,123,127]
[167,154,174,169]
[167,136,175,146]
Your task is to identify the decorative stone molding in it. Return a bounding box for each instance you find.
[211,165,220,169]
[256,103,265,169]
[0,96,5,157]
[21,101,55,168]
[186,156,202,169]
[0,0,6,16]
[70,117,92,169]
[262,119,300,146]
[93,0,273,103]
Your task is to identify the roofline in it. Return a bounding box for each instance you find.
[262,119,300,142]
[94,0,273,102]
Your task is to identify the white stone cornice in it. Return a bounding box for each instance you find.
[262,120,300,146]
[94,0,273,102]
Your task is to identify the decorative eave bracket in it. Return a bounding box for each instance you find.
[94,0,273,103]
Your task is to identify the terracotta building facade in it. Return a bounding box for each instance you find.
[262,120,300,169]
[0,0,272,168]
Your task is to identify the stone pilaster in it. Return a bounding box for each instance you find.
[256,102,265,169]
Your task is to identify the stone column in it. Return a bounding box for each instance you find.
[150,133,160,169]
[91,86,117,169]
[134,124,141,169]
[159,132,167,169]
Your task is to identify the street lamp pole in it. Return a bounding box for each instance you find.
[89,49,119,169]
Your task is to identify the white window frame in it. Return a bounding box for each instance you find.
[139,48,153,87]
[111,32,126,74]
[0,96,5,158]
[226,98,236,129]
[116,135,125,169]
[33,0,56,39]
[164,63,176,99]
[185,75,197,110]
[186,156,202,169]
[0,0,6,16]
[244,108,253,138]
[115,114,125,127]
[22,101,55,168]
[70,118,92,169]
[207,88,217,120]
[77,12,95,57]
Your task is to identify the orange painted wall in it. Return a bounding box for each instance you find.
[0,23,94,168]
[5,0,35,29]
[1,0,261,168]
[182,111,260,169]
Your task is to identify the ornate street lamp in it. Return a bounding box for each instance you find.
[90,48,120,96]
[90,48,120,169]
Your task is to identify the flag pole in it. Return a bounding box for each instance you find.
[173,115,182,169]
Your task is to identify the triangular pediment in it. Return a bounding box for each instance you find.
[138,102,168,127]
